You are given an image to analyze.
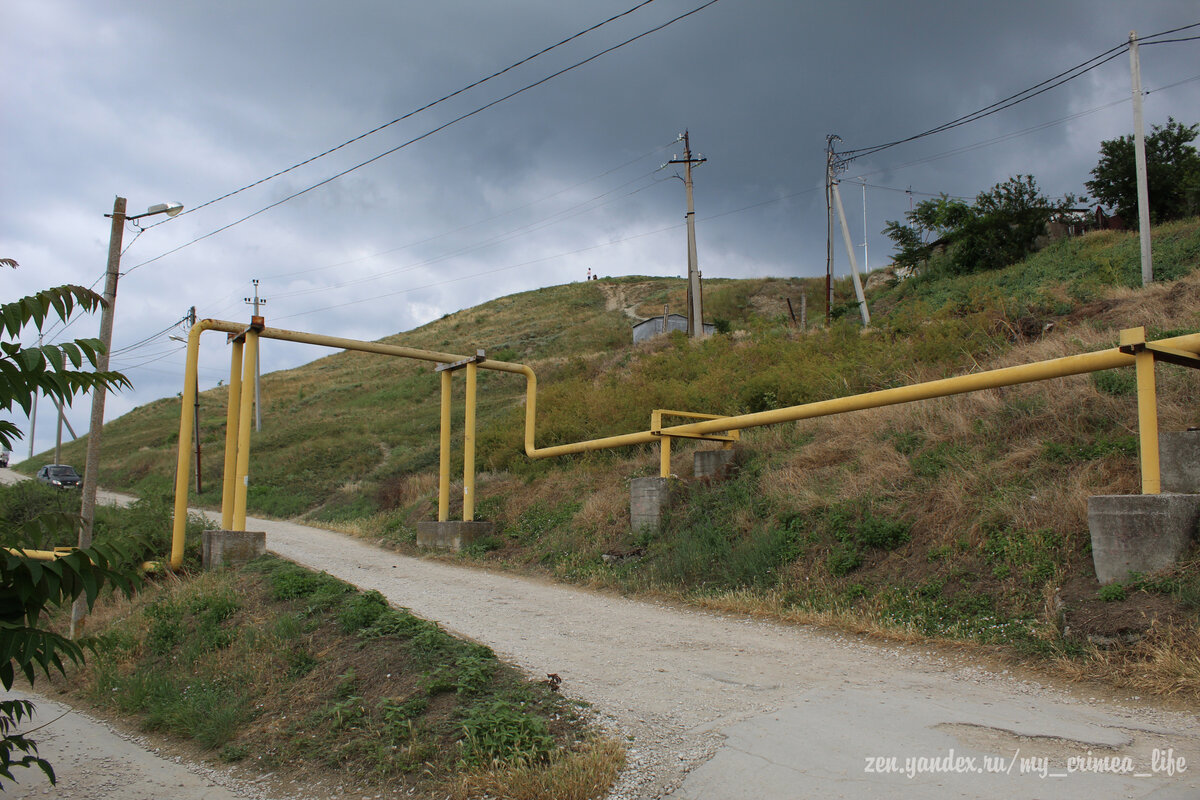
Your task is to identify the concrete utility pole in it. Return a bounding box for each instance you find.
[860,178,869,277]
[831,180,871,326]
[54,404,64,466]
[28,336,40,461]
[245,280,267,430]
[1129,30,1153,285]
[668,131,707,338]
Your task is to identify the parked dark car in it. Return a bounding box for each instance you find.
[36,464,81,488]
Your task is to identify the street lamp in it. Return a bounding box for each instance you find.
[73,196,182,634]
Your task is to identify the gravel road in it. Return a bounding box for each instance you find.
[2,469,1198,798]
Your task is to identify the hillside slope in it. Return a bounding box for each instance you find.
[34,219,1200,695]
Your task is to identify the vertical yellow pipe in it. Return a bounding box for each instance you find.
[1135,349,1161,494]
[169,325,203,569]
[660,436,672,478]
[220,339,244,530]
[463,361,477,522]
[233,330,259,530]
[439,370,451,522]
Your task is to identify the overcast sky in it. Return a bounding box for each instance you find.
[3,0,1198,462]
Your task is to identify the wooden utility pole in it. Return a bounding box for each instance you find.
[245,280,267,430]
[825,136,840,326]
[1129,30,1153,285]
[669,131,707,338]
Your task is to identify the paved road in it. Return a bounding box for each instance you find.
[250,513,1200,800]
[2,690,271,800]
[3,468,1198,799]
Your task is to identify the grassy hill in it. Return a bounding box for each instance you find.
[34,218,1200,697]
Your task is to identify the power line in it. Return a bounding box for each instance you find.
[839,20,1199,164]
[267,169,667,302]
[139,0,664,229]
[253,139,675,287]
[840,47,1129,162]
[1141,34,1200,46]
[123,0,723,274]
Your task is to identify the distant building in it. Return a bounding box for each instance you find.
[632,313,714,343]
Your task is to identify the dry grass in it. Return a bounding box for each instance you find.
[1055,626,1200,701]
[446,736,625,800]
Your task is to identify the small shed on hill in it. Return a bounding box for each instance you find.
[632,313,714,343]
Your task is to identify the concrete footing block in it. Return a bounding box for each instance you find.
[202,530,266,569]
[694,449,735,480]
[416,520,495,551]
[1160,430,1200,493]
[1087,494,1200,584]
[631,477,671,531]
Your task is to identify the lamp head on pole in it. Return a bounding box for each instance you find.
[123,201,185,220]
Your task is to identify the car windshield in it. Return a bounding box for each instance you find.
[48,466,79,478]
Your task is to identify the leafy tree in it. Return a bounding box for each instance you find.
[0,282,138,788]
[884,175,1078,275]
[1086,117,1200,226]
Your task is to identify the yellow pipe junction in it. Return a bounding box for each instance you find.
[169,320,1200,571]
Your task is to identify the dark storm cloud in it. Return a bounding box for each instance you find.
[2,0,1197,458]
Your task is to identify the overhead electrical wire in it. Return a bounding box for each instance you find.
[838,20,1199,164]
[122,0,723,276]
[262,48,1200,326]
[267,170,668,302]
[138,0,664,229]
[192,140,676,320]
[256,139,676,286]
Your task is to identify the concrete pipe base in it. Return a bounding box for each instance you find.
[694,449,735,480]
[630,477,671,531]
[1160,430,1200,493]
[1087,494,1200,584]
[416,520,495,551]
[202,530,266,569]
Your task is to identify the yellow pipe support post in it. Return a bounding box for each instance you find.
[232,330,259,531]
[463,361,477,522]
[220,338,245,529]
[1136,349,1161,494]
[660,436,672,478]
[170,323,206,569]
[439,369,452,522]
[1121,327,1161,494]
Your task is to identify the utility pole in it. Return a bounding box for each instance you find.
[1129,30,1153,285]
[73,195,126,637]
[825,135,840,326]
[245,281,267,430]
[668,131,707,338]
[831,180,871,326]
[28,335,40,461]
[824,137,869,326]
[186,307,201,493]
[54,404,64,466]
[860,178,869,277]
